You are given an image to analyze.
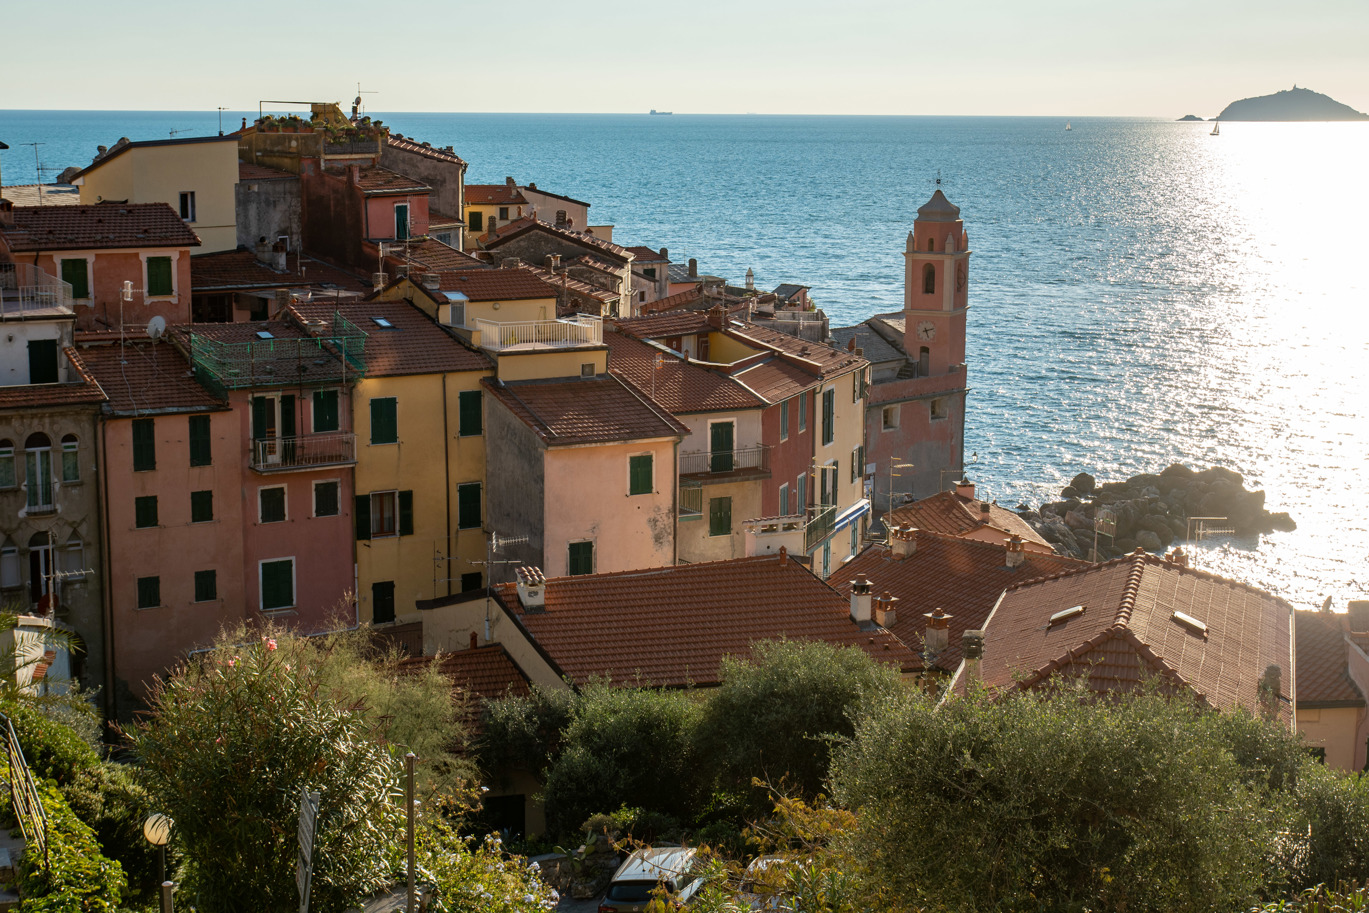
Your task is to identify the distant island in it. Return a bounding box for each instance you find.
[1177,114,1204,122]
[1213,86,1368,122]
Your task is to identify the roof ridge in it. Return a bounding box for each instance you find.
[1116,550,1148,626]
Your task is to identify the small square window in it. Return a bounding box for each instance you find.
[259,487,286,523]
[930,398,947,420]
[137,576,161,609]
[568,541,594,576]
[135,495,159,529]
[881,405,899,431]
[314,481,339,518]
[191,490,213,523]
[194,569,217,602]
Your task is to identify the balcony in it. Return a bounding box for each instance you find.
[0,264,74,318]
[473,314,602,352]
[805,504,837,551]
[678,445,771,481]
[250,431,356,473]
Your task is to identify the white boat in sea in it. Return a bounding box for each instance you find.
[1211,120,1220,136]
[1065,121,1071,131]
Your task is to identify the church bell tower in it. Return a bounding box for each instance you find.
[903,189,970,376]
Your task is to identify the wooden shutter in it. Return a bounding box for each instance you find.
[312,390,339,433]
[823,389,835,444]
[399,490,414,536]
[189,415,211,466]
[261,561,293,610]
[629,455,652,494]
[370,398,396,444]
[147,257,173,297]
[458,483,481,530]
[568,541,593,576]
[709,496,732,537]
[132,418,156,471]
[60,259,88,299]
[458,390,482,436]
[355,495,371,540]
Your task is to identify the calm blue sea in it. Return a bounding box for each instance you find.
[3,109,1367,610]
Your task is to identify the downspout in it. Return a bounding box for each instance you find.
[442,372,453,599]
[671,438,679,566]
[97,414,115,724]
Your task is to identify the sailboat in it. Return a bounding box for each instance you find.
[1211,120,1220,136]
[1065,121,1071,131]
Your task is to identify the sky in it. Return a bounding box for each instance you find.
[8,0,1368,116]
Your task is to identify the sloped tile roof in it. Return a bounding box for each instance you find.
[569,253,625,275]
[0,348,106,410]
[0,184,81,206]
[238,162,294,181]
[400,239,486,272]
[972,551,1295,719]
[3,203,200,252]
[839,531,1087,673]
[484,217,630,261]
[353,166,430,195]
[400,645,530,700]
[494,554,918,687]
[520,264,619,304]
[70,341,222,414]
[886,491,1053,550]
[773,283,809,301]
[1295,611,1364,706]
[427,209,465,228]
[731,358,820,403]
[605,330,766,415]
[482,374,688,446]
[625,246,668,262]
[616,309,713,338]
[828,322,906,366]
[437,268,557,302]
[521,183,590,207]
[466,184,528,206]
[386,134,467,166]
[724,323,867,380]
[290,299,490,376]
[169,320,348,389]
[191,249,368,292]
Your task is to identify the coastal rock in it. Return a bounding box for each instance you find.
[1070,472,1096,494]
[1177,114,1205,122]
[1064,510,1092,531]
[1135,530,1163,552]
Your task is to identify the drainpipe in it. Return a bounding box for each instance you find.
[96,414,115,724]
[671,439,679,566]
[442,373,453,598]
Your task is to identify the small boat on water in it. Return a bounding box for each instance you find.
[1211,120,1220,136]
[1065,121,1071,131]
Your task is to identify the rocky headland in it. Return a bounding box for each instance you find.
[1177,114,1205,122]
[1017,464,1296,561]
[1215,86,1368,122]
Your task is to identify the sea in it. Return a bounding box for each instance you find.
[2,109,1367,612]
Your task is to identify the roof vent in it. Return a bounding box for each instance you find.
[515,566,545,610]
[1172,610,1208,637]
[1048,604,1085,626]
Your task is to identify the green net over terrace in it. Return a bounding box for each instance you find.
[184,313,368,398]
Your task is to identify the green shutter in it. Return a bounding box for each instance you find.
[261,560,293,610]
[191,490,213,522]
[194,569,217,602]
[709,496,732,537]
[147,257,173,297]
[355,495,371,540]
[60,259,89,299]
[780,400,789,439]
[370,398,397,444]
[399,490,414,536]
[312,390,339,433]
[568,541,593,576]
[189,415,211,466]
[458,483,481,530]
[458,390,482,437]
[251,397,270,440]
[823,389,835,444]
[629,454,652,494]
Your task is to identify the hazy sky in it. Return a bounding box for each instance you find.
[9,0,1367,116]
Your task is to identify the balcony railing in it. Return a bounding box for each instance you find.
[0,264,74,318]
[251,431,356,472]
[805,504,837,551]
[474,314,602,351]
[679,445,771,477]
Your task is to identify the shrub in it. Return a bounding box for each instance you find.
[17,782,125,912]
[0,700,99,785]
[480,685,577,783]
[416,820,559,913]
[58,762,159,905]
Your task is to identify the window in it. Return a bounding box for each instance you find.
[778,483,789,515]
[394,203,409,241]
[568,541,594,576]
[797,474,806,515]
[24,434,52,511]
[135,495,159,528]
[372,581,396,624]
[137,576,161,609]
[458,390,482,437]
[922,263,936,295]
[498,206,509,221]
[60,259,89,299]
[779,400,789,441]
[179,191,196,222]
[434,232,452,246]
[457,483,481,530]
[194,569,217,602]
[260,559,295,611]
[797,392,807,432]
[146,256,173,297]
[355,490,413,539]
[709,497,732,537]
[461,572,482,592]
[28,339,58,384]
[629,454,653,495]
[822,540,831,578]
[0,543,19,589]
[312,390,339,433]
[881,405,899,432]
[189,415,212,466]
[191,490,214,523]
[314,480,339,518]
[132,418,156,471]
[580,363,595,378]
[468,211,483,232]
[370,491,398,537]
[679,485,703,518]
[0,441,13,488]
[61,435,79,482]
[930,398,947,420]
[851,522,860,557]
[258,486,286,523]
[822,388,835,445]
[370,398,397,444]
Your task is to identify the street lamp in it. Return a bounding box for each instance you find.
[143,813,172,887]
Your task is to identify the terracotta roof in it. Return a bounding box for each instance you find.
[169,320,347,389]
[724,323,867,380]
[605,331,766,415]
[969,551,1295,719]
[625,246,668,262]
[493,554,918,687]
[2,203,200,252]
[639,288,706,315]
[483,217,630,261]
[482,374,688,446]
[290,298,490,377]
[521,183,590,207]
[520,264,619,304]
[69,341,222,414]
[437,268,557,302]
[191,249,369,292]
[386,134,467,166]
[0,348,106,410]
[400,644,530,700]
[350,167,430,196]
[1295,611,1364,706]
[238,162,294,181]
[427,209,465,228]
[569,253,626,275]
[616,309,713,338]
[0,185,81,207]
[838,530,1088,674]
[828,321,906,366]
[397,239,486,272]
[886,491,1053,551]
[466,184,528,206]
[731,358,820,403]
[773,284,809,302]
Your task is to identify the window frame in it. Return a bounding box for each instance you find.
[797,392,807,432]
[370,397,398,445]
[60,434,79,483]
[0,544,20,589]
[628,453,654,496]
[259,485,287,524]
[146,255,174,298]
[132,418,156,471]
[60,258,90,300]
[370,490,399,538]
[135,495,159,529]
[137,575,161,610]
[457,390,482,437]
[394,203,410,241]
[930,397,948,421]
[0,441,14,489]
[179,191,197,223]
[190,489,214,523]
[708,496,733,538]
[194,569,218,603]
[313,480,340,518]
[567,540,594,576]
[259,558,296,612]
[881,405,899,432]
[778,482,789,516]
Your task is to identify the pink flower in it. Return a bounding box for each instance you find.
[265,638,277,651]
[215,737,223,744]
[228,657,237,668]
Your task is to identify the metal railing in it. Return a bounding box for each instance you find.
[187,313,368,396]
[251,431,356,471]
[679,485,703,518]
[679,445,770,476]
[0,263,74,317]
[805,505,838,551]
[474,314,602,351]
[1,711,48,875]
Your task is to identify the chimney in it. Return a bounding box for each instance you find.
[689,258,698,278]
[348,164,361,184]
[706,304,727,330]
[469,631,478,650]
[962,630,985,685]
[956,478,976,500]
[849,575,873,625]
[659,247,668,261]
[545,254,561,270]
[980,501,992,517]
[874,591,899,628]
[1349,601,1369,633]
[566,216,575,229]
[745,267,755,291]
[372,272,389,292]
[420,273,441,291]
[923,607,952,654]
[505,176,516,190]
[890,526,917,560]
[778,546,788,566]
[1259,664,1283,720]
[500,257,521,270]
[515,566,546,610]
[271,238,288,272]
[1005,535,1026,569]
[254,237,272,265]
[487,216,498,234]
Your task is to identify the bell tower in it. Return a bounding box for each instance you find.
[903,189,970,376]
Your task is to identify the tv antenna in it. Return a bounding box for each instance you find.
[353,83,379,117]
[19,142,57,185]
[217,107,229,136]
[464,529,532,644]
[168,127,192,138]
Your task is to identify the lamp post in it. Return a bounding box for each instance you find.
[143,813,173,911]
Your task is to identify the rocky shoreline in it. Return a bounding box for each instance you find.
[1017,464,1296,561]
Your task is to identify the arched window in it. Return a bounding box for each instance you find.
[61,434,79,483]
[922,263,936,295]
[0,439,14,489]
[23,434,52,512]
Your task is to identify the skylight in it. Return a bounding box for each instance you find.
[1172,610,1208,636]
[1048,605,1086,626]
[256,331,274,340]
[371,317,395,329]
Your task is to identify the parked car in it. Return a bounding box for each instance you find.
[598,846,702,913]
[739,855,789,910]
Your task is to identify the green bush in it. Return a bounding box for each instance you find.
[0,700,99,785]
[480,685,577,783]
[58,762,159,905]
[415,820,558,913]
[17,782,125,912]
[1289,764,1369,890]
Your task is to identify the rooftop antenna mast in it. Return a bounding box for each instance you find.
[217,107,229,136]
[464,530,531,644]
[19,143,58,191]
[353,82,379,118]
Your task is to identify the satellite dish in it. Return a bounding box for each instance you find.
[146,315,167,340]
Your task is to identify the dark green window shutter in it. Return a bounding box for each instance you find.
[60,259,89,299]
[372,581,396,623]
[315,481,339,517]
[251,397,270,440]
[457,483,481,530]
[458,390,482,437]
[629,454,653,494]
[137,576,160,609]
[568,541,593,576]
[27,340,58,384]
[135,495,159,528]
[370,398,397,444]
[780,400,789,439]
[132,418,156,471]
[822,389,834,444]
[469,211,483,232]
[191,489,213,522]
[355,495,371,540]
[312,390,339,433]
[194,569,217,602]
[709,496,732,537]
[189,415,212,466]
[147,257,173,297]
[398,490,414,536]
[261,560,293,610]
